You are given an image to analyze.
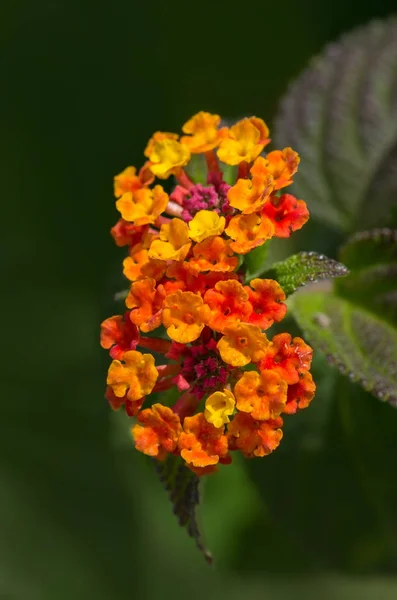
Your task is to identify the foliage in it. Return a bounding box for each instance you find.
[289,289,397,405]
[337,228,397,325]
[261,251,348,295]
[273,19,397,406]
[274,18,397,233]
[155,454,212,564]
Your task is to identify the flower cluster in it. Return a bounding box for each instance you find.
[101,112,315,475]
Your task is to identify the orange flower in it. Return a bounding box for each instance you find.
[113,164,154,198]
[284,371,316,414]
[234,370,287,420]
[111,220,148,248]
[126,279,166,332]
[217,117,270,165]
[162,279,186,294]
[123,244,166,282]
[100,314,139,360]
[145,133,190,179]
[149,218,191,261]
[189,271,239,295]
[187,464,219,476]
[202,280,252,332]
[167,262,238,294]
[225,213,274,254]
[245,279,287,329]
[162,290,205,343]
[132,403,182,459]
[185,236,238,274]
[265,147,300,190]
[217,323,270,367]
[227,412,283,457]
[106,350,158,401]
[180,111,227,153]
[116,185,169,226]
[249,155,272,179]
[259,333,313,385]
[227,156,274,214]
[188,210,225,242]
[249,117,271,147]
[178,412,229,468]
[262,193,309,238]
[105,385,144,417]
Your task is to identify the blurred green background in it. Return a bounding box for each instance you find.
[2,1,397,598]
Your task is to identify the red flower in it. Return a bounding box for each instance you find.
[228,412,283,457]
[100,313,139,360]
[259,333,313,385]
[262,193,309,238]
[284,372,316,414]
[105,386,144,416]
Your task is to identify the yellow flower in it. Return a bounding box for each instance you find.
[146,133,190,179]
[149,218,191,261]
[217,117,270,165]
[144,131,179,157]
[180,111,227,153]
[116,185,169,225]
[188,210,226,242]
[217,323,270,367]
[162,290,205,343]
[204,390,236,428]
[106,350,158,401]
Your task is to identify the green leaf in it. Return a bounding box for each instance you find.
[336,228,397,324]
[289,289,397,405]
[274,18,397,232]
[339,228,397,270]
[261,251,349,296]
[155,454,212,565]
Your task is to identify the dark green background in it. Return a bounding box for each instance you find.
[2,1,397,598]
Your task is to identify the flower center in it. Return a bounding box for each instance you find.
[184,313,195,325]
[181,184,220,221]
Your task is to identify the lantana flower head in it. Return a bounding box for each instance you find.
[101,111,315,476]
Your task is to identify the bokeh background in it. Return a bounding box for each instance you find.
[2,1,397,598]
